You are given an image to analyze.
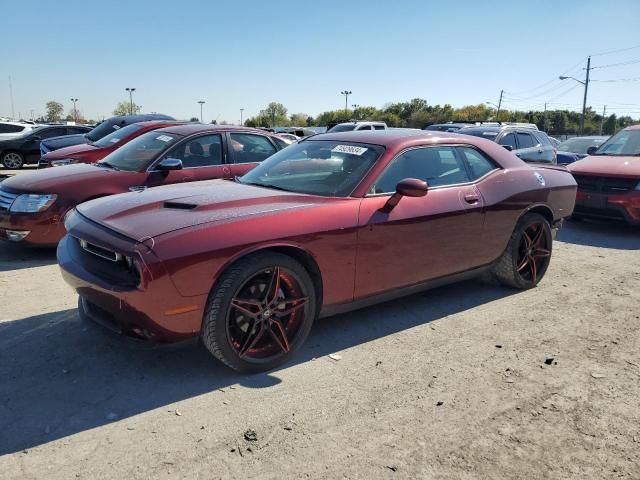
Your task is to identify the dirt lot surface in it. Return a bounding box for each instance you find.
[0,220,639,479]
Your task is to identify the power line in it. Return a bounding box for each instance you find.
[590,44,640,57]
[590,77,640,82]
[591,58,640,69]
[503,60,586,96]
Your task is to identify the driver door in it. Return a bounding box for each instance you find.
[144,133,232,188]
[354,146,485,298]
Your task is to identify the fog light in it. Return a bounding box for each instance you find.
[3,229,30,242]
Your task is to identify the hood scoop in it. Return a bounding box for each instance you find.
[163,201,198,210]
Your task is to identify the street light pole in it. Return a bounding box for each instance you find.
[559,56,590,135]
[198,100,205,122]
[125,87,136,115]
[341,90,352,115]
[240,108,244,126]
[600,105,607,135]
[70,98,78,122]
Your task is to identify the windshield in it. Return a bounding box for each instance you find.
[93,123,143,148]
[558,137,607,154]
[98,130,182,171]
[239,140,384,197]
[328,124,356,132]
[86,120,123,142]
[593,130,640,156]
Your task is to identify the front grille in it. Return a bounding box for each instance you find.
[574,175,638,194]
[0,189,18,211]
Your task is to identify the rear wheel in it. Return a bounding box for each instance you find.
[201,252,317,373]
[1,151,25,169]
[492,213,552,289]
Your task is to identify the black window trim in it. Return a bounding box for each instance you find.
[365,144,502,197]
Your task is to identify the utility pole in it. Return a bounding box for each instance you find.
[543,103,548,132]
[580,56,591,135]
[599,105,607,135]
[341,90,352,115]
[496,89,504,121]
[240,108,244,126]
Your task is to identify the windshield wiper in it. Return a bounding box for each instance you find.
[96,161,120,170]
[240,180,293,192]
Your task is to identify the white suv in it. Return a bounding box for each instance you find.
[327,121,387,132]
[0,122,40,140]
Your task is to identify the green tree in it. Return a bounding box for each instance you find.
[603,114,617,135]
[289,113,309,126]
[45,101,64,122]
[261,102,288,126]
[113,101,142,116]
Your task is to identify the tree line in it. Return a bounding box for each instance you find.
[245,99,636,136]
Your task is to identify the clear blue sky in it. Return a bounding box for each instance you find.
[2,0,640,122]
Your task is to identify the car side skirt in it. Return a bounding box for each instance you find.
[319,263,494,319]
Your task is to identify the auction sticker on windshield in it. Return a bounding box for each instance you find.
[156,135,173,142]
[331,145,368,155]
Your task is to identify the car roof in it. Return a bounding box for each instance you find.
[154,124,279,136]
[107,113,175,123]
[310,128,483,148]
[624,124,640,131]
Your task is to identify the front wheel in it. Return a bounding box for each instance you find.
[491,213,552,289]
[201,252,317,373]
[1,151,25,169]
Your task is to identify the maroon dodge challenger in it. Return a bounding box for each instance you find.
[58,130,577,372]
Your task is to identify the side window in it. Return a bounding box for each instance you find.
[459,147,497,180]
[533,131,550,146]
[357,125,372,130]
[272,137,291,150]
[230,133,277,163]
[373,125,386,130]
[370,146,470,194]
[165,134,223,168]
[516,132,536,148]
[0,124,25,133]
[499,133,517,149]
[39,127,68,139]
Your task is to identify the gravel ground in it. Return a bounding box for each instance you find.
[0,219,639,479]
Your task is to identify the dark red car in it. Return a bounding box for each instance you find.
[567,125,640,225]
[0,125,290,245]
[58,130,576,372]
[38,120,181,168]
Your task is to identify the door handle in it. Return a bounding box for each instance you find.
[464,193,480,204]
[537,149,543,153]
[515,152,522,157]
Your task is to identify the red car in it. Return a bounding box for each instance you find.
[0,125,289,245]
[58,130,576,372]
[567,125,640,225]
[38,120,181,168]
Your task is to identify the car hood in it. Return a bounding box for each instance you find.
[568,155,640,178]
[77,180,331,241]
[43,142,99,159]
[0,163,114,194]
[41,133,89,151]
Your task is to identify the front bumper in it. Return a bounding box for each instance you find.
[574,190,640,225]
[57,230,207,343]
[0,208,67,246]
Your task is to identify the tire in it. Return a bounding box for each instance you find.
[201,252,317,373]
[1,151,25,169]
[491,212,552,289]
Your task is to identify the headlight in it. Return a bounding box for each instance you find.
[9,194,57,213]
[51,158,79,167]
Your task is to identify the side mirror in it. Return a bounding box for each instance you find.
[501,144,513,151]
[31,135,41,141]
[380,178,428,213]
[156,158,183,172]
[586,146,598,155]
